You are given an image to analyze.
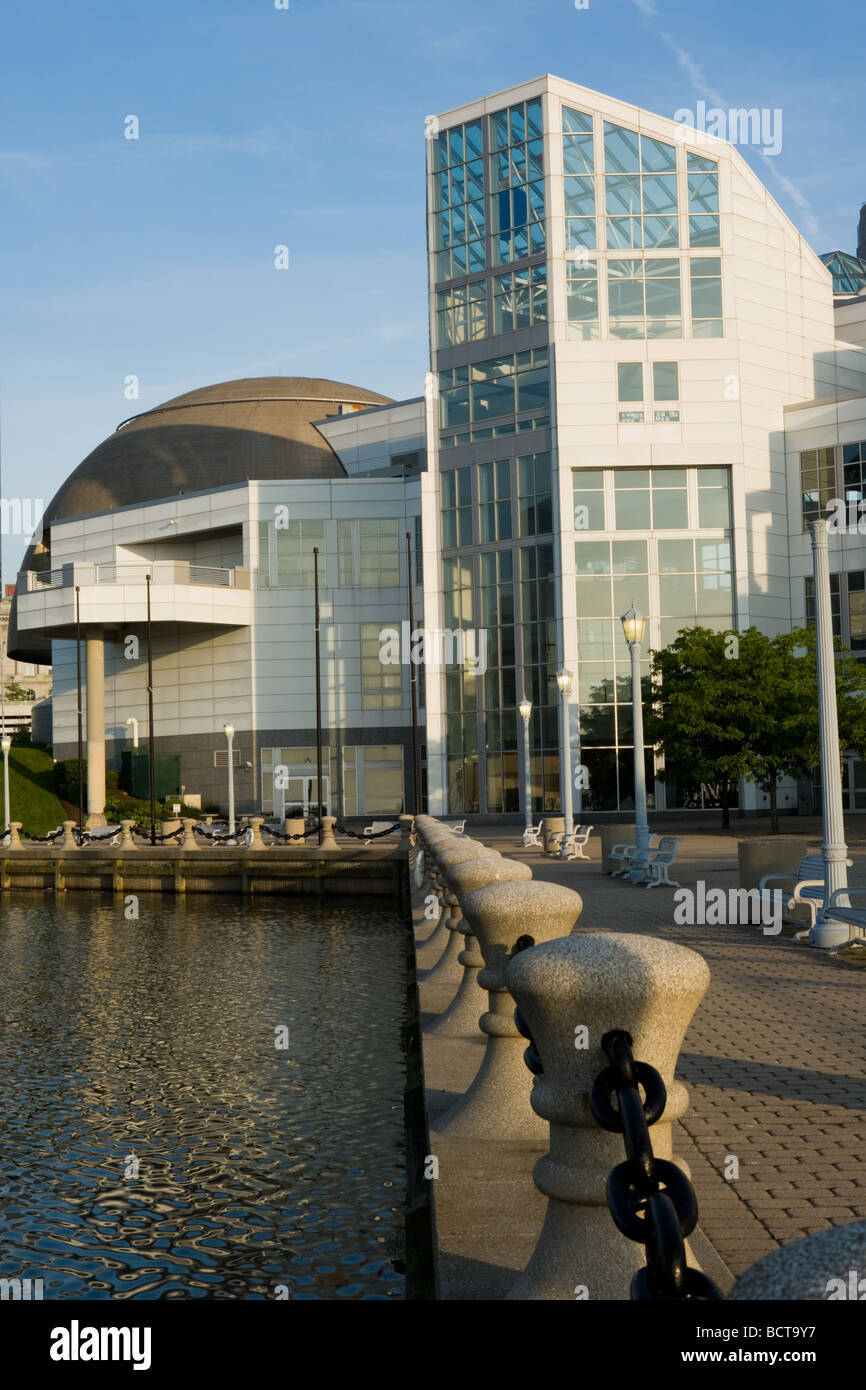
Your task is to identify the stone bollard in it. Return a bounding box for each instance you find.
[415,833,464,948]
[319,816,339,850]
[418,842,490,986]
[180,818,199,850]
[425,854,533,1037]
[285,817,306,848]
[247,816,266,850]
[61,820,77,849]
[729,1221,866,1300]
[433,880,584,1140]
[8,822,23,850]
[399,814,415,848]
[503,932,710,1300]
[120,820,137,850]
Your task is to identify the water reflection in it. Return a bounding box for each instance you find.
[0,897,407,1299]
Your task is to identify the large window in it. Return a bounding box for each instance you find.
[573,466,727,532]
[343,746,405,816]
[258,520,325,588]
[432,120,486,284]
[361,623,402,711]
[804,572,843,642]
[687,152,720,247]
[518,452,553,536]
[563,106,596,251]
[479,459,512,542]
[437,280,487,346]
[439,347,550,440]
[800,446,837,529]
[489,98,545,266]
[492,263,547,333]
[338,518,400,587]
[603,123,679,251]
[608,257,682,338]
[690,257,723,337]
[441,468,473,548]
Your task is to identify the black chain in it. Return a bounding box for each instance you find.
[333,821,399,839]
[262,821,324,842]
[590,1029,723,1301]
[512,935,544,1076]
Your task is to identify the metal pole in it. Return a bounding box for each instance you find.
[226,729,236,835]
[313,547,324,845]
[75,586,84,839]
[522,710,532,841]
[146,573,156,846]
[808,519,850,947]
[406,530,421,815]
[2,741,10,832]
[559,685,574,858]
[628,637,651,882]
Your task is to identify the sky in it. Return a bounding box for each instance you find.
[1,0,864,581]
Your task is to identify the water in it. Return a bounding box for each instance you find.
[0,896,408,1300]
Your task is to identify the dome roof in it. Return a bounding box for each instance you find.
[42,376,393,523]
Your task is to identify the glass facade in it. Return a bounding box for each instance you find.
[439,347,550,446]
[561,106,723,340]
[338,518,400,587]
[489,98,545,266]
[573,466,734,811]
[433,120,486,284]
[800,446,837,528]
[258,520,325,588]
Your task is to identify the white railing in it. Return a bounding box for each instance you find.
[25,563,245,591]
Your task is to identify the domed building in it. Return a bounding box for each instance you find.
[10,376,427,822]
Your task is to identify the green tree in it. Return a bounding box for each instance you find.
[645,627,752,829]
[646,625,866,832]
[3,680,31,702]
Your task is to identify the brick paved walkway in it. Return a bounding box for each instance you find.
[471,827,866,1279]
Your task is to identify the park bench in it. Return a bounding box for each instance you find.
[609,834,659,875]
[441,819,466,834]
[363,820,396,843]
[612,836,681,887]
[80,824,123,846]
[563,826,595,861]
[522,819,544,848]
[758,853,863,930]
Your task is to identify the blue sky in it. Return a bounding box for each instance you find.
[1,0,863,579]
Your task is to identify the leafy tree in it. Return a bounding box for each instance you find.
[3,680,31,702]
[646,625,866,832]
[645,628,752,829]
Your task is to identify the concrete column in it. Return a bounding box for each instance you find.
[504,932,710,1299]
[433,880,584,1140]
[808,519,851,948]
[425,854,532,1038]
[85,630,106,827]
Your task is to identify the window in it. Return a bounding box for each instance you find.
[479,459,512,542]
[492,263,547,333]
[441,468,472,548]
[437,280,487,346]
[361,623,403,710]
[687,153,720,247]
[573,466,730,532]
[566,256,599,340]
[608,257,682,339]
[338,518,400,587]
[617,362,644,421]
[573,469,605,531]
[800,447,836,529]
[518,452,553,536]
[603,124,679,251]
[343,746,405,816]
[697,468,731,527]
[848,572,866,654]
[489,98,545,266]
[690,257,723,337]
[563,106,596,251]
[439,348,550,436]
[805,573,842,639]
[433,120,486,283]
[258,519,325,588]
[843,441,866,507]
[652,360,680,421]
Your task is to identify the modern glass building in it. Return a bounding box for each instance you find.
[8,75,866,823]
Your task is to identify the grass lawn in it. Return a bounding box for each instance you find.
[6,744,67,835]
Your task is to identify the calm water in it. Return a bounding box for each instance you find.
[0,896,408,1300]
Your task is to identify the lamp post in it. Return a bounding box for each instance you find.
[808,520,850,948]
[1,734,11,836]
[621,607,651,882]
[125,716,139,748]
[519,697,532,842]
[223,724,236,836]
[556,668,574,858]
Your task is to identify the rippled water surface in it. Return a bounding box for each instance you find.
[0,896,407,1299]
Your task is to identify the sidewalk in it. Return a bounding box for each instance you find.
[449,828,866,1280]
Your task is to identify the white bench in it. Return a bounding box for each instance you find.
[612,835,680,887]
[759,853,856,928]
[441,819,466,833]
[364,821,395,843]
[610,835,659,875]
[562,826,595,861]
[522,819,544,849]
